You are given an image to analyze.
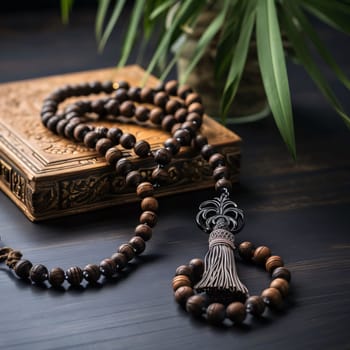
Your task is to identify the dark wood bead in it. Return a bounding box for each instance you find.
[270,278,289,297]
[41,106,56,117]
[186,295,206,317]
[272,267,291,282]
[90,99,105,115]
[30,264,48,283]
[107,127,123,144]
[246,295,265,316]
[115,158,133,176]
[135,224,153,241]
[172,275,192,291]
[201,144,216,160]
[149,107,164,125]
[161,115,177,132]
[154,91,169,108]
[177,84,193,99]
[84,131,99,148]
[191,134,208,151]
[215,178,232,193]
[207,303,226,324]
[174,286,194,306]
[129,236,146,255]
[56,119,69,136]
[164,80,178,95]
[120,133,136,149]
[120,100,135,118]
[48,267,65,288]
[164,138,181,155]
[165,99,181,114]
[66,266,83,287]
[105,147,123,166]
[175,265,192,279]
[226,302,247,324]
[102,80,114,93]
[185,92,202,106]
[173,129,191,146]
[152,167,170,184]
[238,241,255,261]
[154,148,172,166]
[128,86,141,102]
[266,255,284,273]
[136,182,154,198]
[135,106,150,122]
[140,86,154,103]
[174,108,188,123]
[253,246,272,265]
[83,264,101,283]
[171,124,183,136]
[14,259,33,279]
[115,80,129,90]
[118,243,135,261]
[96,138,113,156]
[182,121,199,136]
[104,99,120,115]
[99,258,116,278]
[73,124,91,141]
[134,140,151,158]
[188,102,204,116]
[110,252,128,270]
[209,153,225,169]
[141,197,159,212]
[95,126,109,138]
[46,115,62,133]
[64,119,82,139]
[88,81,103,93]
[213,165,230,181]
[114,87,128,102]
[186,112,202,127]
[139,211,157,227]
[41,112,54,126]
[189,258,204,282]
[125,170,142,187]
[261,288,283,308]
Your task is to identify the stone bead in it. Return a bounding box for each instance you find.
[201,144,216,161]
[174,108,188,123]
[137,182,154,198]
[172,275,192,291]
[165,99,181,114]
[115,158,133,176]
[188,102,204,116]
[174,286,194,306]
[161,115,177,132]
[189,258,204,282]
[96,138,113,156]
[153,91,169,108]
[135,106,150,122]
[139,211,157,227]
[107,127,123,144]
[66,266,83,287]
[270,278,289,297]
[134,140,151,157]
[120,133,136,149]
[14,259,33,279]
[29,264,48,284]
[238,241,255,261]
[149,107,164,125]
[164,80,178,95]
[105,147,123,166]
[186,294,206,317]
[265,255,284,273]
[118,243,135,261]
[175,265,192,279]
[207,303,226,324]
[125,170,142,187]
[246,295,265,316]
[215,178,232,193]
[140,87,154,103]
[110,252,128,270]
[154,148,172,166]
[226,302,247,324]
[83,264,101,283]
[119,100,135,117]
[253,246,272,265]
[164,138,181,155]
[129,236,146,255]
[213,166,230,181]
[173,129,191,146]
[272,267,291,282]
[261,288,283,309]
[152,167,170,184]
[48,267,65,288]
[84,131,99,148]
[73,124,91,141]
[135,224,153,241]
[141,197,159,212]
[177,84,193,99]
[185,92,202,105]
[99,258,117,278]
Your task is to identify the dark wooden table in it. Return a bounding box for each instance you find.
[1,6,349,350]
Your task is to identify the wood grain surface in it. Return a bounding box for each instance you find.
[0,5,349,350]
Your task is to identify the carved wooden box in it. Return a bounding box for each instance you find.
[0,66,241,221]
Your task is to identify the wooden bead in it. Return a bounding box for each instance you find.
[174,286,194,306]
[253,246,272,265]
[272,267,291,282]
[207,303,226,324]
[172,275,192,291]
[104,98,120,115]
[215,178,232,193]
[201,144,216,160]
[164,138,181,155]
[149,107,164,124]
[209,153,225,169]
[135,224,152,241]
[64,119,81,139]
[154,148,172,166]
[115,158,133,176]
[165,99,181,114]
[265,255,284,273]
[99,258,116,278]
[191,134,208,151]
[213,166,230,181]
[137,182,154,198]
[46,115,61,133]
[189,258,204,282]
[134,140,151,157]
[48,267,65,288]
[105,147,123,166]
[73,124,90,141]
[175,265,192,279]
[270,278,289,297]
[107,127,123,144]
[188,102,204,116]
[139,211,157,227]
[261,288,283,309]
[84,131,99,148]
[14,259,33,279]
[238,241,255,261]
[173,129,191,146]
[114,87,128,102]
[161,115,177,132]
[96,138,113,156]
[186,294,206,317]
[125,170,142,187]
[56,119,69,136]
[177,84,193,99]
[185,92,202,105]
[174,108,187,123]
[226,302,247,324]
[29,264,48,284]
[120,133,136,149]
[140,87,154,103]
[83,264,101,283]
[115,80,129,90]
[135,106,150,122]
[66,266,83,287]
[181,121,198,136]
[246,295,265,316]
[141,197,158,212]
[129,236,146,255]
[96,126,108,138]
[118,243,135,261]
[186,112,202,126]
[127,86,141,102]
[110,252,128,270]
[164,80,178,95]
[154,91,169,108]
[119,100,135,117]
